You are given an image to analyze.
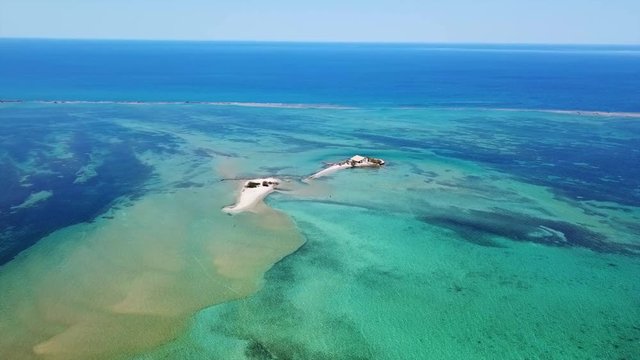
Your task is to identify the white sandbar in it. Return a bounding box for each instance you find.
[307,155,385,180]
[222,178,281,214]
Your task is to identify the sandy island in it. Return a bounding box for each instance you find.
[307,155,385,180]
[223,155,385,214]
[222,178,281,214]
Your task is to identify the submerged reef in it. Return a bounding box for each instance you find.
[422,207,638,256]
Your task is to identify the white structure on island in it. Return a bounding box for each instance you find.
[222,178,281,214]
[307,155,385,180]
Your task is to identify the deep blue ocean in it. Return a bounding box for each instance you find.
[1,40,639,359]
[1,39,639,111]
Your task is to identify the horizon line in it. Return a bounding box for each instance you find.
[1,36,639,47]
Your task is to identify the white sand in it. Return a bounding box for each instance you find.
[307,163,352,180]
[307,155,385,180]
[222,156,384,213]
[222,178,281,214]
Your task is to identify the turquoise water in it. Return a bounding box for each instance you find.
[135,106,639,360]
[0,41,639,359]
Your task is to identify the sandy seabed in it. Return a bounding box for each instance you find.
[0,184,303,360]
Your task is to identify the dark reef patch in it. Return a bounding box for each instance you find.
[193,148,238,158]
[421,208,638,256]
[432,116,640,207]
[245,340,276,360]
[276,199,378,213]
[200,215,374,360]
[619,220,640,234]
[0,107,186,266]
[259,166,294,174]
[173,181,204,189]
[358,133,427,149]
[283,220,345,273]
[359,114,640,207]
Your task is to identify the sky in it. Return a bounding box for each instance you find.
[0,0,639,44]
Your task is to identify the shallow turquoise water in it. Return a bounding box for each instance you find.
[1,103,639,359]
[2,41,640,359]
[145,202,639,359]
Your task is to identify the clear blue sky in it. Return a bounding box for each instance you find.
[1,0,638,44]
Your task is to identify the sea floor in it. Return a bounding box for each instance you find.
[0,103,638,359]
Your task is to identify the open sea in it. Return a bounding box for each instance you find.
[0,39,639,359]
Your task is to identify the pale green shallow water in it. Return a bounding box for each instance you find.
[137,157,640,360]
[140,205,639,359]
[1,104,639,359]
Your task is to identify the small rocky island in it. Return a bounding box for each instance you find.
[307,155,385,180]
